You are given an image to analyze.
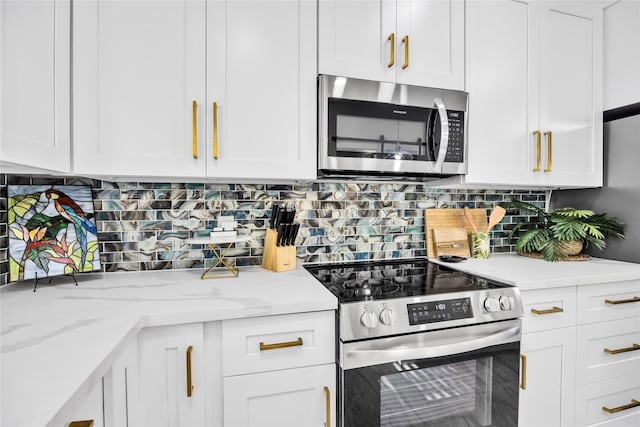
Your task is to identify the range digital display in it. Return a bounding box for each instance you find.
[407,297,473,325]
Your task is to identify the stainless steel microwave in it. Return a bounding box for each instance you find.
[318,75,468,180]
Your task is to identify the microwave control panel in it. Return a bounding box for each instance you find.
[407,297,473,325]
[445,110,465,163]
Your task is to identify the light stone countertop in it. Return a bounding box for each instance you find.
[0,266,337,427]
[430,253,640,290]
[3,254,640,427]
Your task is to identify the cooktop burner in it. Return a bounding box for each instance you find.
[304,258,510,303]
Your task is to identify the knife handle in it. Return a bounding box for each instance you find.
[277,224,285,246]
[270,204,280,229]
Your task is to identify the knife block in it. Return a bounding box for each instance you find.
[261,228,296,272]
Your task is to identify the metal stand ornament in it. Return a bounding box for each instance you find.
[33,271,79,292]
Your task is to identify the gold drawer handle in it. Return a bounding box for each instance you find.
[605,296,640,305]
[186,345,193,397]
[543,131,553,172]
[192,100,198,158]
[69,421,94,427]
[259,337,303,351]
[532,130,541,172]
[531,306,563,315]
[324,386,331,427]
[213,101,219,159]
[401,35,409,69]
[604,343,640,355]
[520,353,527,390]
[602,399,640,414]
[387,33,395,68]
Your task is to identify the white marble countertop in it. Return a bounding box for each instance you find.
[0,266,337,427]
[430,253,640,290]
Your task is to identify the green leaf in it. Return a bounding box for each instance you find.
[8,192,41,225]
[551,208,594,219]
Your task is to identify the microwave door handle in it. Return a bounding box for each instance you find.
[432,98,449,172]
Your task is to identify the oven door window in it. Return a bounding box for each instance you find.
[342,342,519,427]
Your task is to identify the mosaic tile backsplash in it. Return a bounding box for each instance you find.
[0,174,548,286]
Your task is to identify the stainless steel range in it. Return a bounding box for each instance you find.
[305,258,524,427]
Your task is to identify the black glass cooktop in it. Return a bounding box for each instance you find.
[304,258,511,303]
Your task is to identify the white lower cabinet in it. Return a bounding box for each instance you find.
[519,287,577,427]
[519,327,576,427]
[519,280,640,427]
[222,311,336,427]
[137,323,206,427]
[224,364,335,427]
[63,377,105,427]
[575,374,640,427]
[103,337,138,427]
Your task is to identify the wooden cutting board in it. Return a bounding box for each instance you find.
[432,227,471,258]
[424,208,488,258]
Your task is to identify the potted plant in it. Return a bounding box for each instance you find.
[499,200,626,262]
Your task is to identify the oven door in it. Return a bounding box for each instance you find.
[339,319,521,427]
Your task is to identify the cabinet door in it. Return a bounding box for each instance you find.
[73,0,206,177]
[206,0,316,180]
[64,377,105,427]
[103,338,138,427]
[318,0,396,83]
[137,323,205,427]
[396,0,464,90]
[465,0,539,186]
[538,1,603,187]
[519,327,576,427]
[0,0,70,172]
[224,364,335,427]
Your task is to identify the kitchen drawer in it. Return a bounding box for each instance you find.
[222,310,335,376]
[520,287,576,333]
[576,316,640,385]
[577,280,640,325]
[575,374,640,427]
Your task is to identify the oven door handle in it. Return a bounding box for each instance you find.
[432,98,449,172]
[342,320,521,370]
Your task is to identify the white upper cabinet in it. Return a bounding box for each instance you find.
[73,0,206,177]
[73,0,315,180]
[537,1,602,188]
[206,0,317,180]
[465,0,537,187]
[0,0,70,173]
[603,0,640,110]
[318,0,464,90]
[464,0,602,188]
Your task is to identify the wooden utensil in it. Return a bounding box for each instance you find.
[463,206,478,233]
[433,227,470,258]
[486,206,506,232]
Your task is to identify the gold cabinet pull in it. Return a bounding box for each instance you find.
[605,296,640,305]
[543,131,552,172]
[532,130,541,172]
[602,399,640,414]
[604,343,640,355]
[192,101,198,158]
[387,33,395,68]
[213,102,218,159]
[69,421,94,427]
[186,345,193,397]
[401,35,409,69]
[531,306,563,315]
[519,353,527,390]
[324,386,331,427]
[259,337,303,351]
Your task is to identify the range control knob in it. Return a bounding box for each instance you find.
[379,308,395,326]
[499,296,512,311]
[360,309,378,329]
[484,297,501,313]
